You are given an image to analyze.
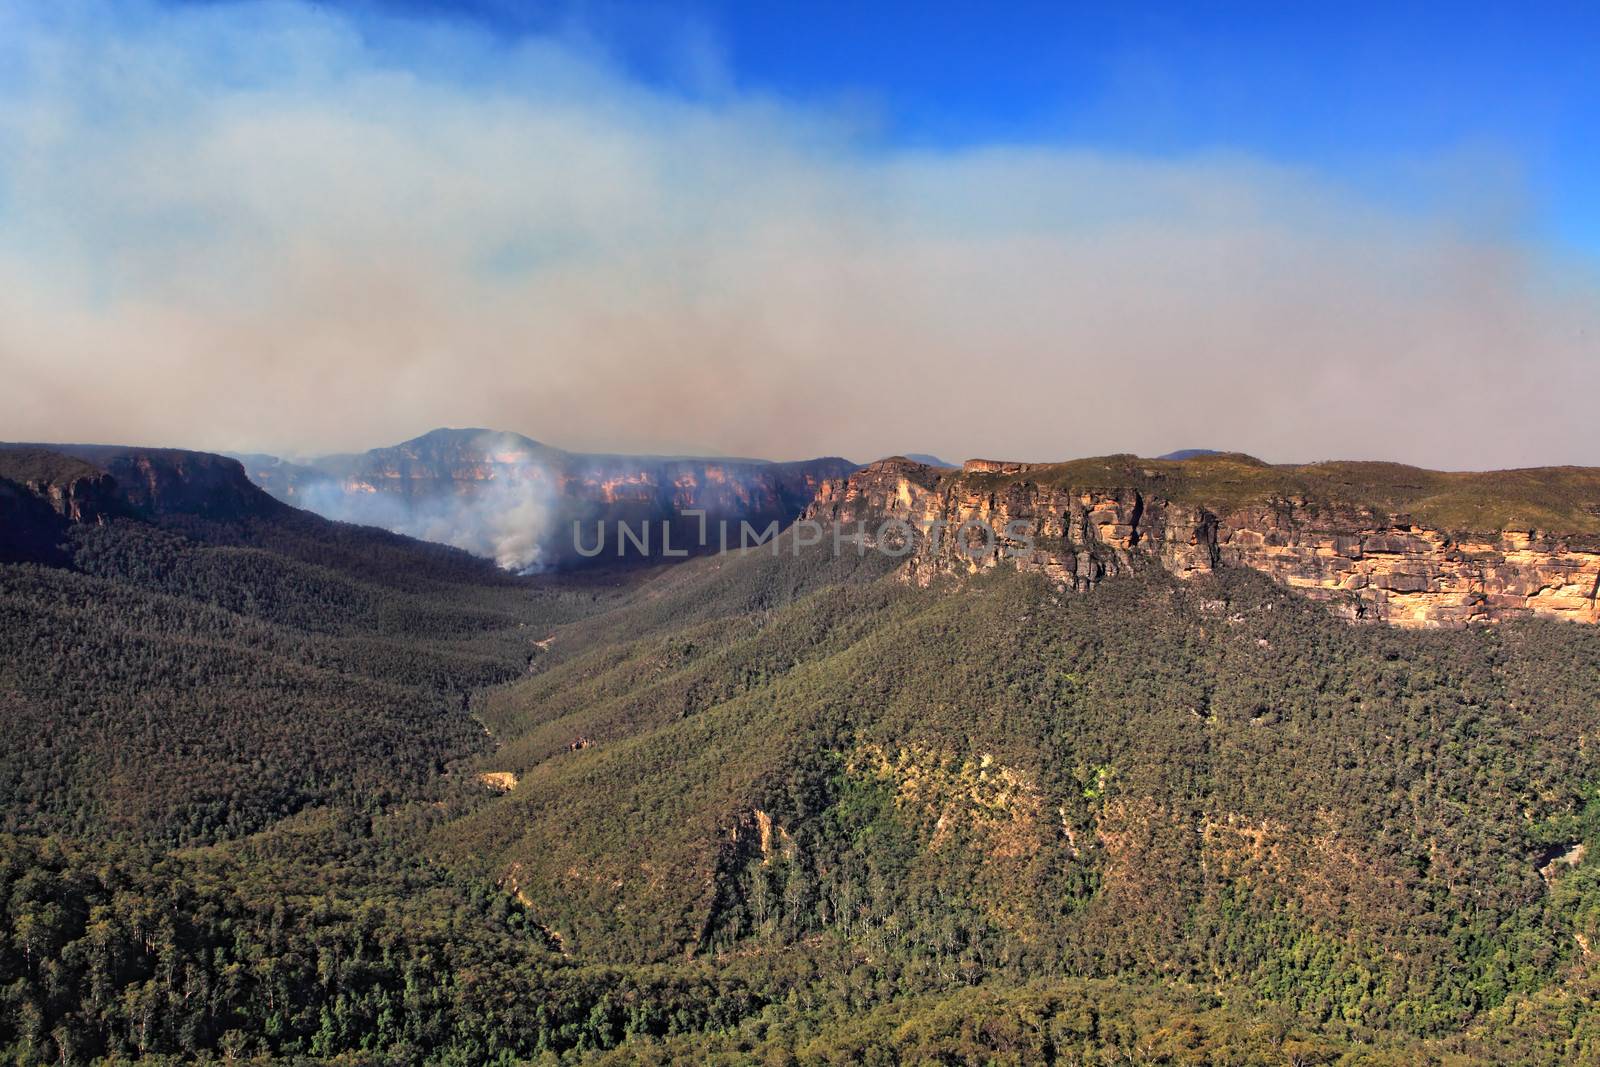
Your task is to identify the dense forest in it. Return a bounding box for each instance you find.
[3,448,1600,1063]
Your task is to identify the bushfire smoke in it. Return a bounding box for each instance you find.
[245,427,841,572]
[297,473,555,574]
[1,2,1597,469]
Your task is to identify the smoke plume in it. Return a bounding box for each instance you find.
[0,2,1597,469]
[297,470,555,573]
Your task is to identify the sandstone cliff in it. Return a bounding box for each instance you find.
[0,444,291,563]
[48,445,284,520]
[2,444,288,520]
[0,449,123,524]
[804,454,1600,628]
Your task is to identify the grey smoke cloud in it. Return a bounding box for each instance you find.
[1,2,1597,470]
[297,472,555,573]
[274,430,558,571]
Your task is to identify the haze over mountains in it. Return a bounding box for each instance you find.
[230,428,854,572]
[5,3,1598,473]
[10,433,1600,633]
[220,428,1600,631]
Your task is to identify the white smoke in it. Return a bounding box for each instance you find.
[297,472,555,574]
[1,2,1597,469]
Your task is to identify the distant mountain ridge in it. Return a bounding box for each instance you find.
[232,428,857,571]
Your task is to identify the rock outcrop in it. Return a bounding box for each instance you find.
[0,448,128,564]
[0,443,294,564]
[804,455,1600,628]
[0,449,123,524]
[1210,504,1600,626]
[54,445,285,520]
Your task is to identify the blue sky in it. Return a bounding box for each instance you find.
[318,0,1600,257]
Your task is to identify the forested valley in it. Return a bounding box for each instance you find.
[4,449,1600,1064]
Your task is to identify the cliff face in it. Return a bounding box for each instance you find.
[59,447,284,520]
[0,449,127,563]
[1,445,284,520]
[1211,503,1600,626]
[0,450,123,523]
[804,456,1600,628]
[0,444,289,563]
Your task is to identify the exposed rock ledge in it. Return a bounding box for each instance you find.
[803,456,1600,629]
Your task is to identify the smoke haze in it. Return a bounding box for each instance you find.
[297,472,555,573]
[2,2,1597,470]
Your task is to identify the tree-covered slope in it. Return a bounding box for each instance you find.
[4,451,1600,1064]
[0,448,612,844]
[435,542,1600,1056]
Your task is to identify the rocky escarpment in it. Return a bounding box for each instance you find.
[1,444,286,522]
[1211,504,1599,626]
[0,449,128,563]
[0,449,126,522]
[64,446,285,520]
[804,455,1600,628]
